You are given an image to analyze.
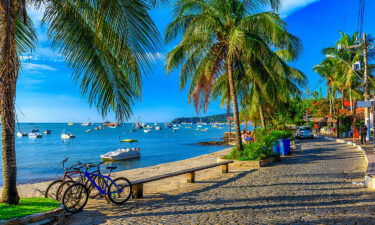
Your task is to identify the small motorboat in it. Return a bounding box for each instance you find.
[44,130,52,134]
[94,125,104,130]
[29,132,42,138]
[101,148,140,161]
[130,129,137,133]
[67,122,74,126]
[155,126,162,130]
[61,133,76,139]
[31,129,39,133]
[86,129,92,133]
[16,132,28,137]
[144,129,151,133]
[81,122,92,126]
[120,139,138,143]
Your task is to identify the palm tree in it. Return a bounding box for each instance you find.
[0,0,160,204]
[165,0,289,151]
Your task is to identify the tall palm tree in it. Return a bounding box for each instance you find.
[165,0,289,151]
[0,0,160,204]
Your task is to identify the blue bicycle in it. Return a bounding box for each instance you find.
[62,163,132,213]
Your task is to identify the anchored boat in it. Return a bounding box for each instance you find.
[101,148,140,161]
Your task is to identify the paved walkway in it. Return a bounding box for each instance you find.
[66,138,375,224]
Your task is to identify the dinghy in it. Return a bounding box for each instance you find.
[101,148,140,161]
[120,139,138,143]
[17,132,28,137]
[61,133,76,139]
[29,132,42,138]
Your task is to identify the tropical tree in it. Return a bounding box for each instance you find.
[165,0,285,151]
[0,0,160,204]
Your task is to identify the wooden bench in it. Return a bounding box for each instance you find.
[130,160,234,198]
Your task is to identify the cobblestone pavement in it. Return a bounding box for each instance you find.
[66,138,375,224]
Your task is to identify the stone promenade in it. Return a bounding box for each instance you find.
[66,138,375,224]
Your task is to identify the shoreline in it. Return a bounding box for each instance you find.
[1,147,233,198]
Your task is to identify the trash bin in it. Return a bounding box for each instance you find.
[273,142,280,155]
[279,138,291,156]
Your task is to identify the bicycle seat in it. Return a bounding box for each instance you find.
[106,166,117,170]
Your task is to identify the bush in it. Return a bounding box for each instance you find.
[224,128,292,161]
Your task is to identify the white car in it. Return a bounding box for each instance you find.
[295,126,314,139]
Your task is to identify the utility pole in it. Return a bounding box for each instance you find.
[363,33,371,141]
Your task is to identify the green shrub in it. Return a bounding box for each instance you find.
[224,128,291,161]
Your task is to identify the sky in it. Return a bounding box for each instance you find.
[16,0,375,123]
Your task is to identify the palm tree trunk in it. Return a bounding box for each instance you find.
[227,56,243,151]
[349,88,353,113]
[226,93,231,144]
[341,90,344,109]
[259,104,266,128]
[0,0,20,204]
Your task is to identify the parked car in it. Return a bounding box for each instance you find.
[295,126,314,139]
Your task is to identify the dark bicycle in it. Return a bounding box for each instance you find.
[44,158,83,199]
[62,163,132,213]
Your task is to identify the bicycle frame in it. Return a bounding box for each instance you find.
[84,170,123,195]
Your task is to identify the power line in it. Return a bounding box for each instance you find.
[357,0,365,37]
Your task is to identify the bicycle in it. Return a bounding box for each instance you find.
[45,158,83,199]
[56,161,104,201]
[62,163,132,213]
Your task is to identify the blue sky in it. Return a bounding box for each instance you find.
[17,0,374,123]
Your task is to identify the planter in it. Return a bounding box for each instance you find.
[0,207,64,225]
[217,157,278,169]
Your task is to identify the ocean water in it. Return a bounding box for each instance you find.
[0,123,231,184]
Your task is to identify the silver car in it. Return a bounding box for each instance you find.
[295,126,314,139]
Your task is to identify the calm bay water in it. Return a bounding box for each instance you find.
[0,123,230,184]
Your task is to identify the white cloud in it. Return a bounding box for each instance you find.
[279,0,321,17]
[22,62,57,71]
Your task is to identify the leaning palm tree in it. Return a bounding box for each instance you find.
[165,0,286,150]
[0,0,160,204]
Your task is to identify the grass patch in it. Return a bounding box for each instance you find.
[0,198,60,220]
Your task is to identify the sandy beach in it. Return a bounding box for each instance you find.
[2,147,233,198]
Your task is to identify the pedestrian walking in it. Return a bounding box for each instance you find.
[360,124,368,145]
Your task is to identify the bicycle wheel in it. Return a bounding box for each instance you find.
[62,183,89,213]
[85,176,106,199]
[56,180,76,201]
[107,177,132,205]
[45,180,63,199]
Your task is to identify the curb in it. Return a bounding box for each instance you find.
[319,135,373,189]
[0,207,65,225]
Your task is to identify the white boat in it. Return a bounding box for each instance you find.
[81,122,92,126]
[61,133,76,139]
[144,129,151,133]
[29,132,42,138]
[101,148,140,161]
[67,122,74,126]
[155,126,162,130]
[17,132,28,137]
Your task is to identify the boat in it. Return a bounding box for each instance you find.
[61,133,76,139]
[94,125,104,130]
[101,148,140,161]
[67,122,74,126]
[31,129,39,133]
[195,128,199,131]
[86,129,92,133]
[16,132,28,137]
[29,132,42,138]
[155,126,162,130]
[104,121,120,128]
[201,128,208,131]
[81,121,92,126]
[120,139,138,143]
[130,129,137,133]
[144,129,151,133]
[44,130,52,134]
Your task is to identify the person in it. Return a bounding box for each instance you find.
[360,124,368,145]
